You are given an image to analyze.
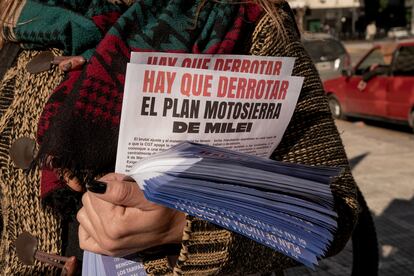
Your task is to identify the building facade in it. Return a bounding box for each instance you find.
[288,0,364,37]
[289,0,412,38]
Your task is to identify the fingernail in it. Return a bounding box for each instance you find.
[86,180,107,194]
[62,62,72,71]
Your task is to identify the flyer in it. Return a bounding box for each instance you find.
[115,55,303,173]
[130,52,295,76]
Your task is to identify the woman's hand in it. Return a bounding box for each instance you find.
[77,173,186,256]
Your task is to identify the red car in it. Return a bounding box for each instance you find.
[324,40,414,132]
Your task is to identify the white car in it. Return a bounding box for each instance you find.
[387,27,410,40]
[302,33,351,81]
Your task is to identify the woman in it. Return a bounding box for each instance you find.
[0,0,359,274]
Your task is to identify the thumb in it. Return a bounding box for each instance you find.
[86,173,145,207]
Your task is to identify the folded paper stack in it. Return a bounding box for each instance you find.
[129,142,341,268]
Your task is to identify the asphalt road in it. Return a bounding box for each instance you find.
[284,119,414,276]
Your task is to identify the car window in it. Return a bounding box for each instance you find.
[355,48,388,75]
[303,39,346,62]
[393,46,414,76]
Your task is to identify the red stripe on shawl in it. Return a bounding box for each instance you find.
[41,169,65,198]
[92,11,122,33]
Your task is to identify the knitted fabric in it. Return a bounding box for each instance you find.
[3,0,259,200]
[33,1,261,198]
[0,43,20,80]
[0,1,360,275]
[0,49,64,275]
[1,0,126,59]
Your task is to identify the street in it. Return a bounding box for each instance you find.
[284,119,414,275]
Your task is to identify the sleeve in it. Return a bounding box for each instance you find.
[143,3,360,276]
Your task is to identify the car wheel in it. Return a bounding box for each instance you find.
[328,96,345,119]
[410,110,414,133]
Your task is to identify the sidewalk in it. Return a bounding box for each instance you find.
[284,120,414,276]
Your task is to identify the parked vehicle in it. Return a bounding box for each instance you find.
[387,27,411,40]
[324,40,414,132]
[303,33,351,81]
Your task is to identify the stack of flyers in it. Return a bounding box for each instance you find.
[84,51,337,274]
[128,142,341,268]
[84,142,340,274]
[83,251,146,276]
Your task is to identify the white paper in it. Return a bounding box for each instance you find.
[115,55,303,174]
[82,251,147,276]
[130,52,295,76]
